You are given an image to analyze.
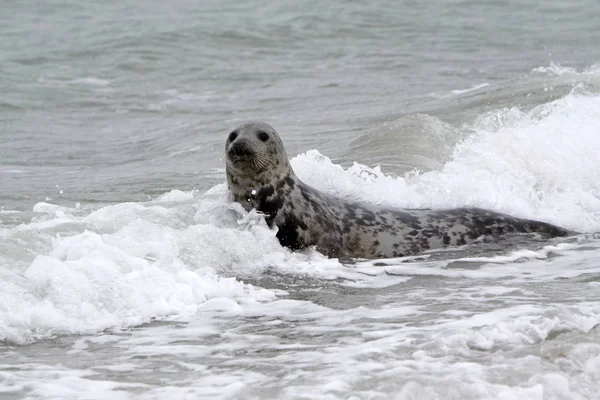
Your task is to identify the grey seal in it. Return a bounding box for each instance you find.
[225,121,572,259]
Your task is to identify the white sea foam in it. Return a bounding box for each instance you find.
[294,88,600,232]
[531,62,579,77]
[531,62,600,77]
[0,197,278,344]
[451,82,490,95]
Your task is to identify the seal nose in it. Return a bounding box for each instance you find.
[228,139,255,158]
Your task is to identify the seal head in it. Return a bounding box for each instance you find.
[225,121,293,219]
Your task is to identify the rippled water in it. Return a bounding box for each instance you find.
[2,1,600,399]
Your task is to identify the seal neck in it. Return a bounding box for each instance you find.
[227,168,298,216]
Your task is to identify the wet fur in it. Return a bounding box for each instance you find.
[226,122,571,259]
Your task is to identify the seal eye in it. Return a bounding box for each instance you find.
[228,131,238,142]
[257,131,269,142]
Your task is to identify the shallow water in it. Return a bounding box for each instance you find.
[2,1,600,399]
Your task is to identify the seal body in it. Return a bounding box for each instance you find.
[225,122,571,259]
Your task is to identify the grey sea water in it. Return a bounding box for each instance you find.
[2,1,600,399]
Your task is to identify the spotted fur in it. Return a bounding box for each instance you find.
[225,122,572,259]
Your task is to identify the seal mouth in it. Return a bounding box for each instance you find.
[226,140,273,174]
[227,156,254,169]
[226,151,264,176]
[226,150,255,167]
[227,154,270,176]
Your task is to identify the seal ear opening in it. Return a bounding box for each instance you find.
[257,131,269,142]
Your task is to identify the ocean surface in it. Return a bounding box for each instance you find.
[2,0,600,399]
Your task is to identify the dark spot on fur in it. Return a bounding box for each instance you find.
[301,190,312,203]
[443,233,451,245]
[227,172,239,186]
[308,198,320,210]
[362,211,375,222]
[390,210,421,225]
[276,214,307,250]
[258,185,275,198]
[285,176,295,188]
[258,197,283,226]
[345,203,358,210]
